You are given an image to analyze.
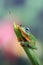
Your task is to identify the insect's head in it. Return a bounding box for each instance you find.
[20,25,30,36]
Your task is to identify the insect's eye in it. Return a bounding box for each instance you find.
[25,27,30,33]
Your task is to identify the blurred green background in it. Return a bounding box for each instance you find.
[0,0,43,65]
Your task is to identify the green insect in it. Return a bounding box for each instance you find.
[13,22,41,65]
[13,22,36,49]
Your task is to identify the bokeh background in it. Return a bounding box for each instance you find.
[0,0,43,65]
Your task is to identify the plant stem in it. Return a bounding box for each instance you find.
[23,47,41,65]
